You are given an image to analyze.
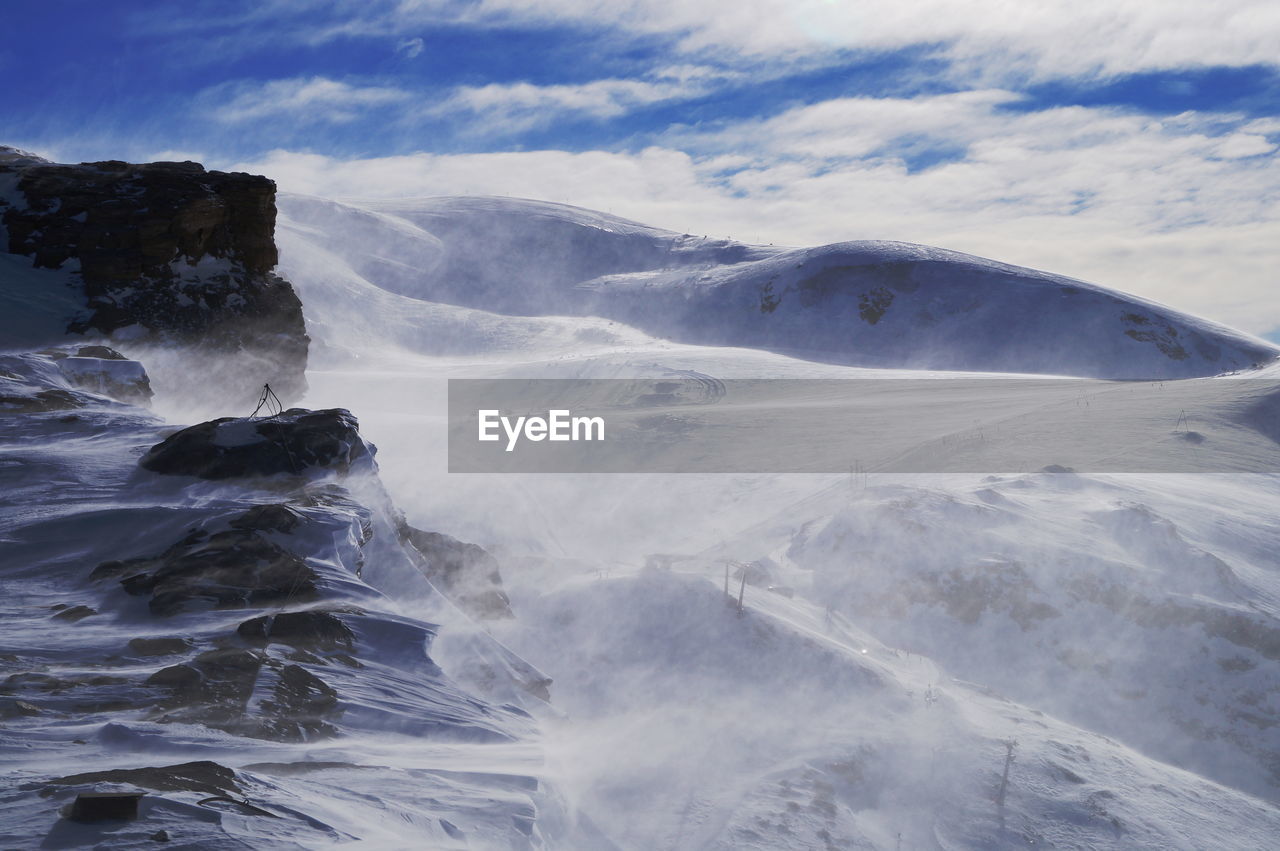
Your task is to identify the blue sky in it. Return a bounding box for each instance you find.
[3,0,1278,336]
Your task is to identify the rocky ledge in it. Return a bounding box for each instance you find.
[0,146,308,404]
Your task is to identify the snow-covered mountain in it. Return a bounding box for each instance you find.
[279,193,1277,378]
[4,167,1280,849]
[280,194,1280,845]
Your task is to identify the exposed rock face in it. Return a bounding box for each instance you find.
[238,610,358,650]
[146,648,341,742]
[399,523,513,619]
[3,391,549,846]
[45,761,242,799]
[139,408,373,480]
[92,528,321,616]
[0,146,308,403]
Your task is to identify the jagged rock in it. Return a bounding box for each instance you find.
[147,648,339,742]
[230,503,305,533]
[398,523,513,619]
[0,147,308,402]
[75,345,127,360]
[257,664,340,741]
[46,761,240,798]
[147,648,264,729]
[138,408,374,480]
[237,610,356,650]
[95,528,319,616]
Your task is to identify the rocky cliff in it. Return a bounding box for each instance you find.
[0,147,308,405]
[0,356,556,847]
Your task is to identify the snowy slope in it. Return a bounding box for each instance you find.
[681,471,1280,802]
[7,185,1280,849]
[290,360,1280,848]
[491,564,1280,849]
[279,194,1277,378]
[0,353,574,849]
[273,193,1280,846]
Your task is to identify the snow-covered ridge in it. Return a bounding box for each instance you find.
[0,354,565,848]
[280,193,1277,378]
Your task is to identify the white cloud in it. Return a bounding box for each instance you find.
[429,76,711,133]
[227,93,1279,336]
[262,0,1280,82]
[1212,133,1276,159]
[396,36,425,58]
[209,76,410,124]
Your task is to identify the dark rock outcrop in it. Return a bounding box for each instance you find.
[45,761,241,799]
[230,502,306,533]
[146,647,340,742]
[71,345,127,360]
[399,523,513,619]
[92,527,320,616]
[0,146,308,402]
[238,610,357,650]
[139,408,373,480]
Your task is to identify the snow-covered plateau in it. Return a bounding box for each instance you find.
[3,175,1280,849]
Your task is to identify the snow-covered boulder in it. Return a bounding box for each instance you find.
[0,349,149,413]
[139,408,374,480]
[54,347,152,405]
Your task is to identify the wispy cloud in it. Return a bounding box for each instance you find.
[429,68,727,133]
[207,76,411,124]
[167,0,1280,83]
[490,0,1280,81]
[396,37,425,58]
